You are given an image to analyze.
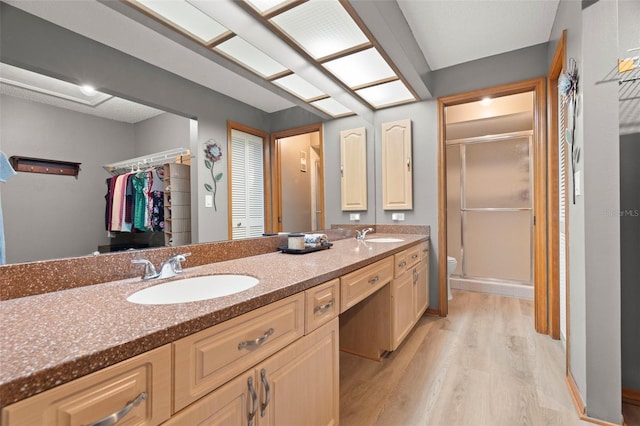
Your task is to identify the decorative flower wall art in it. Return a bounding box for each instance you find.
[203,140,223,212]
[559,57,580,204]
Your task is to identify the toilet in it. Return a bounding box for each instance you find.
[447,256,457,300]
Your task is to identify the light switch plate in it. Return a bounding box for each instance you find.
[392,213,405,221]
[575,171,581,196]
[205,194,213,208]
[350,213,360,221]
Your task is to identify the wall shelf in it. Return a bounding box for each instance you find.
[9,156,81,177]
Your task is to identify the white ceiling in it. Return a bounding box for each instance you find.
[4,0,562,118]
[398,0,560,71]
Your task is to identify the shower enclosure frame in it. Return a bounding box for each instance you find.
[447,130,535,288]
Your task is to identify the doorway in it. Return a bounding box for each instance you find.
[437,78,547,333]
[271,123,325,233]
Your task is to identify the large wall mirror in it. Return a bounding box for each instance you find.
[0,2,381,266]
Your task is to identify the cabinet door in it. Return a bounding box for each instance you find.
[381,119,412,210]
[391,271,415,350]
[257,318,339,426]
[413,261,429,322]
[165,371,257,426]
[2,345,171,426]
[340,127,367,211]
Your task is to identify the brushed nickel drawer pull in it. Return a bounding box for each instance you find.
[85,392,147,426]
[368,276,380,285]
[314,298,335,314]
[238,328,275,350]
[411,254,419,259]
[398,261,407,268]
[260,369,271,417]
[247,376,258,426]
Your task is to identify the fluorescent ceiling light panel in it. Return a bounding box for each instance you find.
[244,0,290,14]
[270,0,368,59]
[216,36,288,77]
[137,0,228,42]
[355,80,415,107]
[323,48,396,88]
[273,74,325,101]
[311,97,352,117]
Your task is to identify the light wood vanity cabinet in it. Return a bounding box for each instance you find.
[305,278,340,334]
[391,243,429,350]
[167,319,339,426]
[340,127,368,211]
[173,293,305,412]
[2,241,430,426]
[1,345,172,426]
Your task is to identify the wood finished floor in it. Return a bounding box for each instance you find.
[340,289,597,426]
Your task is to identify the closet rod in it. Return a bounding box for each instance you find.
[103,148,190,175]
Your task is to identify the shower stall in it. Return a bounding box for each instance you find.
[446,131,534,298]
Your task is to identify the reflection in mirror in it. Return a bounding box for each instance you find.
[0,63,196,264]
[272,125,325,234]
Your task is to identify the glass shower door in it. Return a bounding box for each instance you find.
[461,133,533,284]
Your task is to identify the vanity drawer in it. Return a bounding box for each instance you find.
[394,244,422,277]
[305,279,340,334]
[340,257,393,313]
[173,293,304,412]
[419,242,429,261]
[1,345,171,426]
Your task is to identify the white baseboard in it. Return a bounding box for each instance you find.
[450,277,533,300]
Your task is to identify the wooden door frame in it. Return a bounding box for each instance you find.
[437,78,548,331]
[270,123,325,232]
[547,31,567,342]
[227,121,271,239]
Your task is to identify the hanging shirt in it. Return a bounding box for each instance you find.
[109,174,128,232]
[132,172,150,231]
[0,152,17,265]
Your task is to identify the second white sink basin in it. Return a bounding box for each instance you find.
[365,238,405,243]
[127,275,259,305]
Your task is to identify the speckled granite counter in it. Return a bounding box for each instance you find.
[0,233,428,407]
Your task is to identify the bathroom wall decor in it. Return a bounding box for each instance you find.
[559,57,580,204]
[203,140,223,212]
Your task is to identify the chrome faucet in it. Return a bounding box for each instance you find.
[132,253,191,280]
[355,227,374,240]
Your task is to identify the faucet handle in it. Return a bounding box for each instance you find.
[132,259,158,280]
[169,252,191,273]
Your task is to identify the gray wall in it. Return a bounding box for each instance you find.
[0,94,135,263]
[620,133,640,391]
[323,101,440,306]
[550,0,623,422]
[134,113,191,157]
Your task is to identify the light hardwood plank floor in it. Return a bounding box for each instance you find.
[340,290,597,426]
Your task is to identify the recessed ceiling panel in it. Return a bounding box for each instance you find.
[215,36,288,78]
[355,80,415,108]
[0,63,111,106]
[136,0,228,43]
[323,48,396,88]
[270,0,368,59]
[273,74,325,101]
[311,97,352,117]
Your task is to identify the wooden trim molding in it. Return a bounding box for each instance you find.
[547,30,567,340]
[567,372,624,426]
[437,78,547,327]
[622,388,640,407]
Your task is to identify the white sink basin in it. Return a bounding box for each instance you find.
[127,275,259,305]
[365,238,405,243]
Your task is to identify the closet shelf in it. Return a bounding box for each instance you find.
[9,156,81,177]
[103,148,190,175]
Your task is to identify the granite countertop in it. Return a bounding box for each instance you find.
[0,233,428,407]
